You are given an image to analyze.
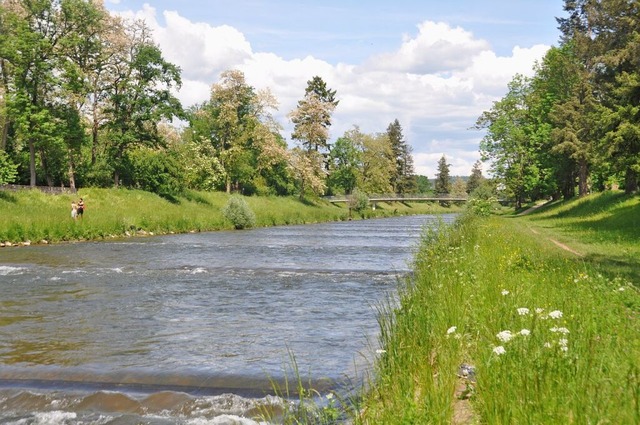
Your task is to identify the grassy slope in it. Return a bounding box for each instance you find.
[357,192,640,424]
[0,188,461,244]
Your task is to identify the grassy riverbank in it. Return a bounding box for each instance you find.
[0,188,461,245]
[357,192,639,424]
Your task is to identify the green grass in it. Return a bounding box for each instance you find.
[519,191,640,286]
[356,193,640,424]
[0,188,461,244]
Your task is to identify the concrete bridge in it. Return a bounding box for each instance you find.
[324,193,469,203]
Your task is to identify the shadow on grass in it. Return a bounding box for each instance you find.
[544,192,629,219]
[0,191,18,203]
[181,190,212,206]
[583,252,640,289]
[160,193,181,204]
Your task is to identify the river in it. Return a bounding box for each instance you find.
[0,214,455,424]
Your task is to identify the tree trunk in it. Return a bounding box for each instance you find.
[625,167,638,194]
[91,94,99,165]
[39,149,53,187]
[29,139,37,187]
[68,148,76,191]
[0,119,8,151]
[578,159,589,197]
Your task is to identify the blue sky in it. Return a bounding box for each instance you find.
[105,0,566,177]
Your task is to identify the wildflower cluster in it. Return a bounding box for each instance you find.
[491,307,570,357]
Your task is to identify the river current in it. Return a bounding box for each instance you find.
[0,214,455,424]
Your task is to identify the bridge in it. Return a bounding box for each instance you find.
[323,193,469,203]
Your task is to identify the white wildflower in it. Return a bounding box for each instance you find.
[493,345,506,355]
[496,330,514,343]
[618,287,626,292]
[326,393,334,400]
[550,327,570,334]
[517,307,530,316]
[535,308,545,314]
[501,289,510,296]
[375,349,386,354]
[447,326,457,335]
[544,342,553,348]
[548,310,563,319]
[558,338,568,347]
[560,345,569,352]
[519,329,531,336]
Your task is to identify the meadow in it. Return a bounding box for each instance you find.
[356,192,639,424]
[0,188,460,245]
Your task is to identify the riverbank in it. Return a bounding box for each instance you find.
[0,188,462,245]
[357,192,639,424]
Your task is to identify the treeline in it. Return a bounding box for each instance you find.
[477,0,640,208]
[0,0,423,199]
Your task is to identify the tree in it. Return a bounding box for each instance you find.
[188,70,288,194]
[476,75,543,209]
[466,160,484,194]
[290,76,337,153]
[451,176,467,205]
[386,119,416,193]
[103,20,183,187]
[416,175,433,193]
[1,0,67,186]
[288,147,326,199]
[327,134,361,195]
[354,128,394,194]
[434,155,451,206]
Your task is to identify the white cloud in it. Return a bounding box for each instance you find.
[109,8,549,178]
[365,21,491,74]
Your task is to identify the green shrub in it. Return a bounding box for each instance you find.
[348,189,370,217]
[222,195,256,229]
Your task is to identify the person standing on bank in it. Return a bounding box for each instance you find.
[71,201,78,220]
[77,198,85,219]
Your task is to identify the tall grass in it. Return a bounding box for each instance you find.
[0,188,461,244]
[358,207,639,424]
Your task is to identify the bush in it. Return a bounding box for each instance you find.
[348,189,370,217]
[222,195,256,229]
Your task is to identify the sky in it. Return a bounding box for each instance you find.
[103,0,566,177]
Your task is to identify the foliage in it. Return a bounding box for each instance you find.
[0,151,17,184]
[478,1,640,207]
[222,195,256,229]
[326,135,361,195]
[355,128,394,194]
[290,76,338,153]
[467,182,498,217]
[126,146,184,198]
[289,147,327,199]
[416,175,433,194]
[466,160,484,194]
[386,119,417,194]
[434,155,451,207]
[348,188,369,217]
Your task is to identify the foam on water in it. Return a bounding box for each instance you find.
[0,265,24,276]
[0,388,284,425]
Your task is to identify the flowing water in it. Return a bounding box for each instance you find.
[0,214,455,424]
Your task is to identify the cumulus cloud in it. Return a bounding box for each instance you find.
[365,21,491,74]
[109,7,549,177]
